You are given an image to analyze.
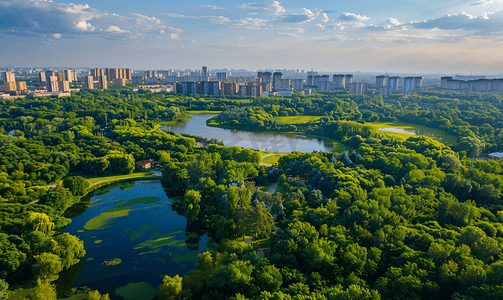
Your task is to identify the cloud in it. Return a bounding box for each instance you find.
[321,13,329,22]
[0,0,180,40]
[315,34,351,42]
[409,11,503,36]
[471,0,503,5]
[362,18,402,31]
[324,23,345,30]
[199,5,224,9]
[338,12,370,22]
[276,8,317,23]
[240,1,285,15]
[282,27,306,33]
[279,32,301,37]
[106,25,129,33]
[52,33,62,38]
[237,35,246,40]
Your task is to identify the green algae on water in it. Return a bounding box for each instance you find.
[115,282,157,300]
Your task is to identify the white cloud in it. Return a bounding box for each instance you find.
[132,13,162,25]
[324,23,345,30]
[240,1,285,15]
[338,12,370,22]
[276,8,317,23]
[237,35,246,40]
[0,0,179,40]
[199,4,225,9]
[321,13,329,22]
[279,32,301,37]
[471,0,503,5]
[282,27,306,33]
[409,11,503,36]
[106,25,129,33]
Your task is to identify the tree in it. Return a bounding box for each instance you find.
[158,275,183,300]
[63,176,89,196]
[0,279,8,300]
[32,278,57,300]
[183,190,201,224]
[28,212,55,236]
[32,253,63,280]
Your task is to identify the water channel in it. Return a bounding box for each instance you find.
[162,114,334,153]
[57,181,212,299]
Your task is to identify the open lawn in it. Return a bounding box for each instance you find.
[262,154,285,165]
[83,172,157,186]
[365,121,457,145]
[274,116,324,124]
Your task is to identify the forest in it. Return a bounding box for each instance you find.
[1,87,503,300]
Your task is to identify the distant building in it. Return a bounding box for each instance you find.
[200,81,220,95]
[132,76,144,85]
[345,74,353,89]
[136,159,154,169]
[99,75,108,89]
[402,77,422,93]
[216,72,227,81]
[64,69,74,82]
[2,72,15,83]
[279,79,290,89]
[84,75,94,90]
[376,75,388,88]
[273,72,283,91]
[39,72,46,88]
[333,74,346,89]
[349,82,368,94]
[47,76,59,92]
[113,78,127,87]
[389,77,401,93]
[222,82,239,95]
[202,66,208,77]
[307,70,317,85]
[291,79,304,91]
[58,81,70,92]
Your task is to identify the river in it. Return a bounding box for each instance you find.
[56,181,212,299]
[162,114,333,153]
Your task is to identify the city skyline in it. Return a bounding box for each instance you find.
[1,0,503,74]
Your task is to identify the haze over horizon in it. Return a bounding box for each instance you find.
[1,0,503,74]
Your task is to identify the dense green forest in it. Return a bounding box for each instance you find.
[1,88,503,299]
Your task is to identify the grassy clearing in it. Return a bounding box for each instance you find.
[365,121,457,145]
[258,182,274,192]
[83,197,161,230]
[252,238,271,248]
[262,154,284,165]
[274,116,324,124]
[84,172,156,186]
[187,110,223,114]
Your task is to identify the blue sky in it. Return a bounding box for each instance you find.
[1,0,503,74]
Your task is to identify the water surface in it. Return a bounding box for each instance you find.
[163,114,333,153]
[57,181,211,299]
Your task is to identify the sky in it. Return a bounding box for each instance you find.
[1,0,503,74]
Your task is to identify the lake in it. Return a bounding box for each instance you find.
[162,114,333,153]
[56,181,212,300]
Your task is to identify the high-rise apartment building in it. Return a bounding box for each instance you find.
[58,80,70,92]
[199,81,220,95]
[261,72,272,83]
[376,75,388,88]
[291,79,304,91]
[273,72,283,91]
[349,82,368,94]
[333,74,346,89]
[39,71,46,88]
[94,68,105,79]
[345,74,353,89]
[202,66,208,77]
[389,77,401,93]
[2,72,15,83]
[64,69,74,82]
[279,79,291,90]
[222,82,239,96]
[402,76,422,93]
[84,75,94,90]
[216,72,227,81]
[47,76,59,92]
[307,70,317,86]
[99,75,108,89]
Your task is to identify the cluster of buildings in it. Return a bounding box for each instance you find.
[0,72,27,95]
[172,69,310,97]
[374,75,422,95]
[440,75,503,92]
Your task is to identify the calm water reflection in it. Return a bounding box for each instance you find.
[163,114,333,153]
[57,181,212,299]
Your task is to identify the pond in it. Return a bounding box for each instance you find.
[162,114,333,153]
[56,180,212,300]
[378,127,416,135]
